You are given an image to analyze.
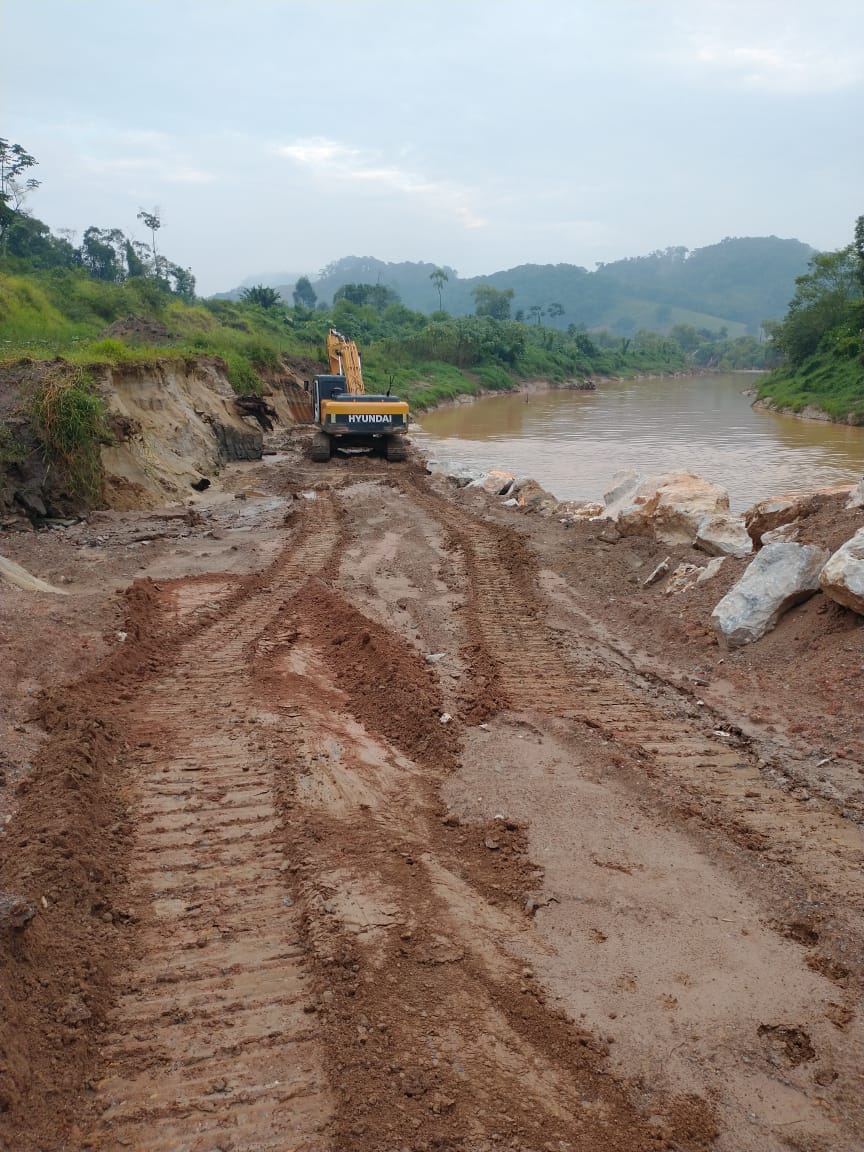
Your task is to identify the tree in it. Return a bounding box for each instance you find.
[166,262,196,302]
[854,215,864,289]
[81,226,126,281]
[0,138,40,209]
[125,239,147,278]
[0,138,41,253]
[471,284,513,320]
[773,243,861,366]
[240,284,282,308]
[528,304,545,326]
[292,275,317,309]
[547,302,565,323]
[430,267,449,311]
[137,206,162,269]
[333,282,399,311]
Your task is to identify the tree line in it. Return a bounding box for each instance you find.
[0,137,196,300]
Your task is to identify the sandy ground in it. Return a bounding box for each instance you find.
[0,432,862,1152]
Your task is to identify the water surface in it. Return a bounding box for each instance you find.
[414,374,864,510]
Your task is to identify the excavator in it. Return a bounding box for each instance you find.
[308,328,410,462]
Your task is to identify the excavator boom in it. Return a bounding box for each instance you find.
[327,329,365,395]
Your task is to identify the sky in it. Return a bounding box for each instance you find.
[3,0,863,295]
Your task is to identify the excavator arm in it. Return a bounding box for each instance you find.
[326,329,365,395]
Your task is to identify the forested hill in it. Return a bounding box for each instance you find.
[219,237,814,337]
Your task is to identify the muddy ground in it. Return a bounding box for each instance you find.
[1,431,862,1152]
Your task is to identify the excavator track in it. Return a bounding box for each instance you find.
[87,497,344,1151]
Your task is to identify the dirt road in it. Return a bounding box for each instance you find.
[1,445,862,1152]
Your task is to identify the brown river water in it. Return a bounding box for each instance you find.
[413,373,864,510]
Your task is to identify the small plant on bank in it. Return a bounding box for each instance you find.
[220,350,263,395]
[30,366,109,502]
[0,422,27,466]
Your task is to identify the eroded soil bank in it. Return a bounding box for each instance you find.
[1,432,862,1152]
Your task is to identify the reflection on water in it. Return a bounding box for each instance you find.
[414,374,864,510]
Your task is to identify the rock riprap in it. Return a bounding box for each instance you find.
[711,543,829,646]
[602,470,748,553]
[819,528,864,615]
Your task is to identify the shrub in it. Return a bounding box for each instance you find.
[30,366,108,501]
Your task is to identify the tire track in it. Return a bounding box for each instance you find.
[416,483,864,934]
[88,497,343,1152]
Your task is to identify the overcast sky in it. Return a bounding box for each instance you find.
[4,0,863,294]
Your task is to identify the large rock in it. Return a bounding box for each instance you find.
[819,529,864,615]
[694,513,752,557]
[602,469,643,519]
[744,494,816,545]
[514,478,556,512]
[745,486,854,545]
[847,477,864,510]
[467,469,516,496]
[711,543,829,646]
[611,472,731,546]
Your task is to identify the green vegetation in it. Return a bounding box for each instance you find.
[756,218,864,422]
[28,365,108,500]
[0,422,26,466]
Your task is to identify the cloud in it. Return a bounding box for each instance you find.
[84,156,215,184]
[276,136,487,229]
[79,132,216,185]
[693,42,861,93]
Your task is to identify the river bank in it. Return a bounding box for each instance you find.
[753,396,864,426]
[411,367,717,415]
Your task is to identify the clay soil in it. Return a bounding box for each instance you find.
[1,432,862,1152]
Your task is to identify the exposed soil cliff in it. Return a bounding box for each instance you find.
[0,354,316,525]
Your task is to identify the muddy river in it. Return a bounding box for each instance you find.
[414,372,864,509]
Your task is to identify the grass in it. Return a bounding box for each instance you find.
[758,355,864,423]
[29,365,109,501]
[0,422,27,467]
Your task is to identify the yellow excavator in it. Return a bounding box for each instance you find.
[309,329,410,462]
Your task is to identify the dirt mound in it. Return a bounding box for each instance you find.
[101,314,170,343]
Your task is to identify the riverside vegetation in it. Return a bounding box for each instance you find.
[757,216,864,422]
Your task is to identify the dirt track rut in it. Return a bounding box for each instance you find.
[89,497,343,1150]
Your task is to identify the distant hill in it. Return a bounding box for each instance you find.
[214,237,814,336]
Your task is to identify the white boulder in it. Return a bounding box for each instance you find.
[819,528,864,615]
[847,477,864,510]
[711,543,829,647]
[694,513,753,558]
[696,556,726,584]
[762,521,800,544]
[467,469,516,496]
[611,472,731,546]
[602,469,643,519]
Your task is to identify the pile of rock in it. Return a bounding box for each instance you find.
[447,462,864,647]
